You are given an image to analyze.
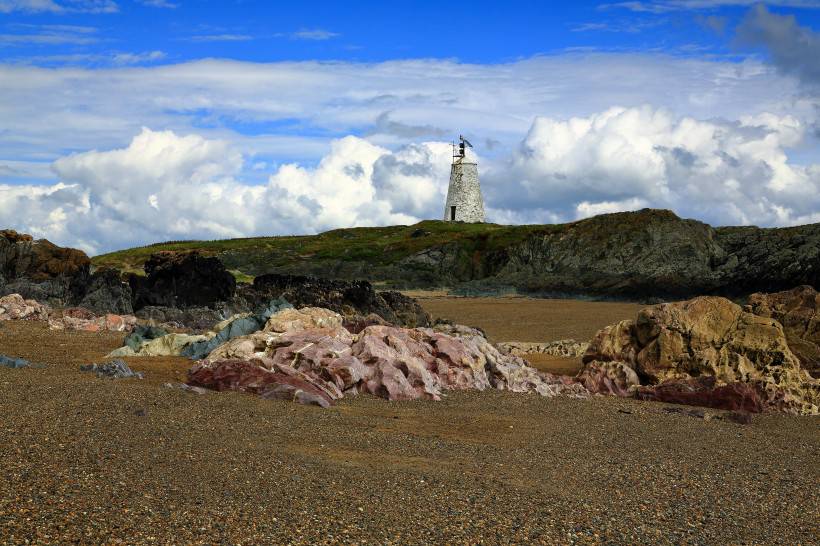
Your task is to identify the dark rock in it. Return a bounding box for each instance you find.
[235,273,430,328]
[131,251,236,310]
[134,305,225,331]
[79,268,133,315]
[80,359,143,379]
[0,230,131,313]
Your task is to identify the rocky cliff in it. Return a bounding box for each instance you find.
[94,209,820,300]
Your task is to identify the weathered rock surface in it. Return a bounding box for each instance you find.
[0,293,50,321]
[49,309,137,333]
[106,209,820,299]
[747,285,820,378]
[134,305,224,331]
[582,296,819,414]
[80,360,144,379]
[635,377,763,413]
[188,309,588,405]
[130,251,236,310]
[236,273,430,328]
[108,332,212,357]
[576,360,639,397]
[0,230,132,313]
[498,339,589,358]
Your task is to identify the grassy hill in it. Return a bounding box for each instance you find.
[92,210,820,298]
[92,220,560,279]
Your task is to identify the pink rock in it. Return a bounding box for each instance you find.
[187,358,335,408]
[576,360,640,397]
[0,294,50,321]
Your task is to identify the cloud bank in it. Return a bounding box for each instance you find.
[3,103,818,255]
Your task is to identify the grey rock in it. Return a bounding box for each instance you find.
[80,360,143,379]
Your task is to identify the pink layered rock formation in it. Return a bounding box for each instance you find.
[189,316,589,406]
[747,286,820,378]
[0,293,50,321]
[188,358,336,408]
[581,296,819,415]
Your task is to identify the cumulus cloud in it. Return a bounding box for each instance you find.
[2,129,452,253]
[486,106,820,227]
[3,105,819,255]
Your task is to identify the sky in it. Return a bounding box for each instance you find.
[0,0,819,254]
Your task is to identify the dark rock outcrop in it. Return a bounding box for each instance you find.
[235,273,430,328]
[0,230,132,313]
[130,251,236,310]
[132,209,817,299]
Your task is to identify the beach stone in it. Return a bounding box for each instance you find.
[0,354,33,369]
[264,307,344,333]
[499,339,590,358]
[80,359,143,379]
[0,293,50,321]
[107,333,212,357]
[636,377,764,413]
[583,295,819,415]
[188,358,335,408]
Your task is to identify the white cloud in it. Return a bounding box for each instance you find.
[185,34,253,43]
[2,106,818,255]
[2,129,450,253]
[139,0,176,7]
[0,0,117,13]
[0,52,818,252]
[290,29,339,41]
[486,106,820,227]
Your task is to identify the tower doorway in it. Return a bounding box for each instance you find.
[450,206,456,221]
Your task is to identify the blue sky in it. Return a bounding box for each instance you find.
[1,1,819,253]
[3,1,819,64]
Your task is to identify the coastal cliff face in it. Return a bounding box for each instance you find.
[92,208,820,300]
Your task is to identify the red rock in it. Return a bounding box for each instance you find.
[187,358,334,408]
[635,377,764,413]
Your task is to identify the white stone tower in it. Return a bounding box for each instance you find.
[443,135,485,222]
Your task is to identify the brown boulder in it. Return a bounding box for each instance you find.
[583,296,818,414]
[747,285,820,378]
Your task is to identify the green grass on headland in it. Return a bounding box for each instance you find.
[92,220,562,276]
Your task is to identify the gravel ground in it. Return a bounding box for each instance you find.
[1,321,819,545]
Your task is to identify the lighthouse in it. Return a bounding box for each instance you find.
[443,135,485,222]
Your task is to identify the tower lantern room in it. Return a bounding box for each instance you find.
[443,135,485,223]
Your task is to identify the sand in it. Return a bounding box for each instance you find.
[1,315,819,545]
[415,295,644,343]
